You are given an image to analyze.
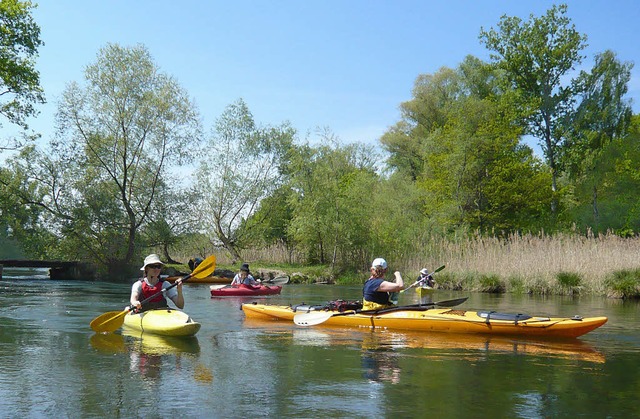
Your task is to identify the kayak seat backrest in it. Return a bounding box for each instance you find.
[478,311,532,322]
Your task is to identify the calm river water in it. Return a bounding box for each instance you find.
[1,268,639,418]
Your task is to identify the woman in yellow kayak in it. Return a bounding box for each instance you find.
[362,258,404,310]
[130,254,184,312]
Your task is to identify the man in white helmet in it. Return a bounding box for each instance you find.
[362,258,404,310]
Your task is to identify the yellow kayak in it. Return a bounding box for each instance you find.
[241,303,607,339]
[123,308,201,337]
[416,286,435,297]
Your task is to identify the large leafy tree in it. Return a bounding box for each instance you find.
[479,4,587,213]
[195,99,294,263]
[286,133,380,270]
[382,56,552,235]
[19,43,200,278]
[563,50,633,230]
[0,0,44,149]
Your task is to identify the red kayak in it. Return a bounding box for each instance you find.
[210,283,282,297]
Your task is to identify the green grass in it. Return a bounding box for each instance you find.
[604,269,640,299]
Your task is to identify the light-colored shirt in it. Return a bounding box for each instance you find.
[231,273,258,285]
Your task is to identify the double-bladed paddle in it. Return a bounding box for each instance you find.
[90,254,216,333]
[263,275,290,285]
[400,265,445,293]
[293,296,468,327]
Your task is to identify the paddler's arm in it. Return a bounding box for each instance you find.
[130,282,142,310]
[172,279,185,309]
[377,271,404,292]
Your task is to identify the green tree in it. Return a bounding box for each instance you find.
[141,179,200,264]
[563,50,633,231]
[382,57,552,235]
[0,149,54,257]
[20,43,200,278]
[195,99,295,263]
[570,115,640,235]
[238,185,297,262]
[479,4,588,213]
[0,0,44,149]
[286,133,380,271]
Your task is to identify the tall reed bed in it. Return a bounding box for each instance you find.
[173,232,640,296]
[402,231,640,295]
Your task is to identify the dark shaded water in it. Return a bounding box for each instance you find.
[1,269,639,418]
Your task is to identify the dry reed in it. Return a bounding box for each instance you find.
[171,232,640,293]
[402,231,640,293]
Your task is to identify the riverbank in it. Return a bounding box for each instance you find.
[169,231,640,298]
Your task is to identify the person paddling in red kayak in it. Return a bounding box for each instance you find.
[362,258,404,310]
[129,254,185,312]
[230,263,262,287]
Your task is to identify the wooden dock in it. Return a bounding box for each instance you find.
[0,259,94,280]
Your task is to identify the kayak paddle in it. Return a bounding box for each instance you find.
[293,296,468,327]
[90,254,216,333]
[400,265,445,293]
[263,275,290,285]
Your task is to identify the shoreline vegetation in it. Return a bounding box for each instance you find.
[171,232,640,299]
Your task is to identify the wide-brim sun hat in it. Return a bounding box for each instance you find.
[371,258,387,269]
[240,263,250,272]
[420,268,429,275]
[140,254,165,271]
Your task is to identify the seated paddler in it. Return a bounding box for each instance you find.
[130,254,184,312]
[362,258,404,311]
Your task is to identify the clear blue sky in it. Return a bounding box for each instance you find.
[27,0,640,148]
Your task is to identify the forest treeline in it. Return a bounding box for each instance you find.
[0,3,639,282]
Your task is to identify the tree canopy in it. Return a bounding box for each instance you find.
[0,0,44,149]
[18,43,200,277]
[479,4,588,212]
[2,4,639,278]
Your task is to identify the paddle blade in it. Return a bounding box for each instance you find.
[293,311,334,326]
[266,275,290,285]
[433,297,468,307]
[191,255,216,279]
[90,309,129,333]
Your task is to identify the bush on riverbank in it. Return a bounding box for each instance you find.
[604,269,640,299]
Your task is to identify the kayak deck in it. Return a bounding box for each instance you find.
[241,303,607,338]
[123,308,201,337]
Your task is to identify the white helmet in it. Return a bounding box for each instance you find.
[371,258,388,269]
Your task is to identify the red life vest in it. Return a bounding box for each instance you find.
[140,278,167,305]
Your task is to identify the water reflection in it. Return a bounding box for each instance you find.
[245,317,605,363]
[90,331,200,355]
[361,335,401,384]
[90,332,210,383]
